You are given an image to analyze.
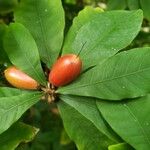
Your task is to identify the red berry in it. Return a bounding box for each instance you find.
[49,54,82,87]
[4,66,39,90]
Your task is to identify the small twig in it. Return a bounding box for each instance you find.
[76,41,87,58]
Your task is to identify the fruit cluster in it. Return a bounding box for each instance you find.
[4,54,82,102]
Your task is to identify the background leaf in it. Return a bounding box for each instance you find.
[127,0,140,10]
[0,122,39,150]
[107,0,127,10]
[140,0,150,20]
[14,0,65,67]
[0,24,10,64]
[97,95,150,150]
[62,8,143,69]
[3,23,46,86]
[59,47,150,100]
[108,143,134,150]
[0,87,42,134]
[58,100,115,150]
[0,0,18,14]
[60,95,121,143]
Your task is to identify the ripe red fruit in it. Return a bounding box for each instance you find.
[49,54,82,87]
[4,66,39,90]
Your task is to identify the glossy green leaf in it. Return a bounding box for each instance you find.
[60,95,121,143]
[58,101,115,150]
[0,24,10,64]
[0,0,18,14]
[3,23,46,86]
[127,0,140,10]
[0,87,42,134]
[107,0,127,10]
[59,47,150,100]
[97,95,150,150]
[108,143,133,150]
[14,0,65,67]
[140,0,150,20]
[62,7,143,69]
[0,122,39,150]
[0,87,27,97]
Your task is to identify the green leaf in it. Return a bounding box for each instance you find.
[97,95,150,150]
[0,87,26,97]
[62,7,143,69]
[58,47,150,100]
[108,143,133,150]
[0,24,10,64]
[0,87,42,134]
[58,101,115,150]
[64,0,76,5]
[0,122,39,150]
[140,0,150,20]
[14,0,65,67]
[0,0,18,14]
[3,23,46,86]
[60,95,121,143]
[107,0,127,10]
[60,129,72,145]
[127,0,140,10]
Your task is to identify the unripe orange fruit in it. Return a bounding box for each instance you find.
[49,54,82,87]
[4,66,39,90]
